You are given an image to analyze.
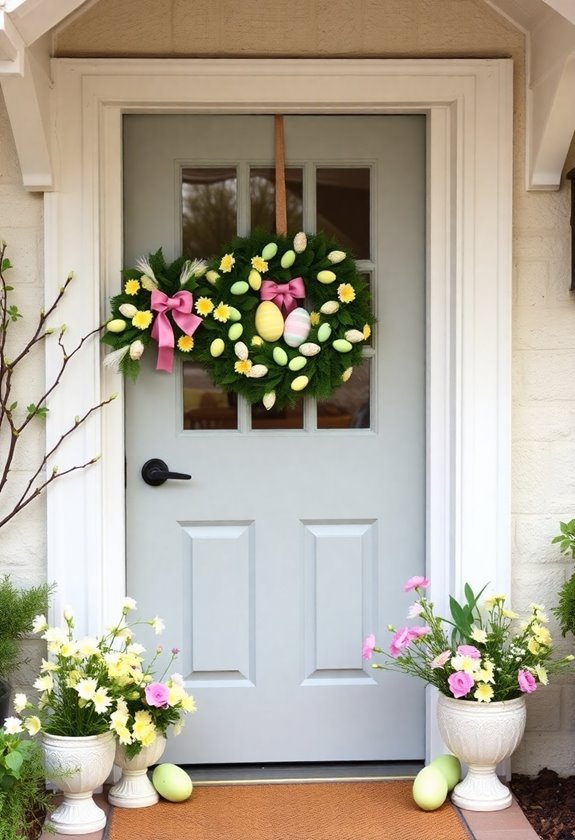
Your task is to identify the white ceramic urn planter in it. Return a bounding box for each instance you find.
[437,694,527,811]
[108,735,167,808]
[42,731,116,834]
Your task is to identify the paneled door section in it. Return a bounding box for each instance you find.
[123,115,426,764]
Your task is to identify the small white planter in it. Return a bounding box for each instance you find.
[42,731,116,834]
[437,694,527,811]
[108,736,167,808]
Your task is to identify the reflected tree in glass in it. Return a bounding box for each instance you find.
[182,168,237,259]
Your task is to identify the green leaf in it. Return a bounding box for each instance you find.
[7,305,21,322]
[4,750,23,776]
[2,258,12,271]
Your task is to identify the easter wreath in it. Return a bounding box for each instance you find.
[102,230,374,411]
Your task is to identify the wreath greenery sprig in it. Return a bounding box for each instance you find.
[102,230,374,411]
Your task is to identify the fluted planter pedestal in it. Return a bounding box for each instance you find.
[108,736,166,808]
[437,694,527,812]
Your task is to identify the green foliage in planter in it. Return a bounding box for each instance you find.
[0,732,53,840]
[0,577,53,680]
[552,519,575,637]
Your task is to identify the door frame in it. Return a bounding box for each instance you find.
[45,58,513,761]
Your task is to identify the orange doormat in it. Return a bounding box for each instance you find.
[106,780,472,840]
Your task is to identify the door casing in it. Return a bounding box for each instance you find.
[44,57,513,761]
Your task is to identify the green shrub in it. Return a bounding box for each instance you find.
[0,577,53,679]
[552,519,575,637]
[0,732,52,840]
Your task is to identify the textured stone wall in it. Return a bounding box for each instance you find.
[0,0,572,773]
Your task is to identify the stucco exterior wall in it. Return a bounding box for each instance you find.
[1,0,574,774]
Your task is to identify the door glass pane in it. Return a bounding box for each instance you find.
[317,359,371,429]
[316,168,370,259]
[183,362,238,430]
[250,168,303,232]
[251,399,304,430]
[360,272,374,347]
[182,168,237,259]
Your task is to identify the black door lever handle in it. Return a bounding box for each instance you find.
[141,458,192,487]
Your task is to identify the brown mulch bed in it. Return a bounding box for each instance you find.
[510,770,575,839]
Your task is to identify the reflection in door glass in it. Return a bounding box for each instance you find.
[182,168,237,259]
[250,168,303,232]
[251,399,304,431]
[317,360,371,429]
[183,362,238,430]
[316,168,370,260]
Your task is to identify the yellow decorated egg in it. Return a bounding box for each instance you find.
[430,754,461,792]
[106,319,126,333]
[230,281,249,295]
[288,356,307,372]
[255,301,284,342]
[412,766,448,811]
[290,375,309,392]
[152,764,193,803]
[317,270,337,284]
[248,269,262,291]
[283,307,311,348]
[210,338,225,357]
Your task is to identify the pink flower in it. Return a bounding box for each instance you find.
[144,682,170,708]
[404,576,430,592]
[362,634,376,660]
[389,628,412,658]
[518,669,537,694]
[407,626,431,640]
[456,645,481,659]
[448,671,475,698]
[431,650,452,669]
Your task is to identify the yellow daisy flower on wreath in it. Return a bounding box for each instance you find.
[177,335,194,353]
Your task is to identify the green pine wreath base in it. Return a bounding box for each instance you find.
[103,230,375,411]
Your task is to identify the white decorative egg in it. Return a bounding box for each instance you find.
[247,364,268,378]
[234,341,249,360]
[345,329,365,343]
[299,343,321,357]
[320,300,340,315]
[293,232,307,253]
[255,301,284,342]
[283,307,311,348]
[262,391,276,410]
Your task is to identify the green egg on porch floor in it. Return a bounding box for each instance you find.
[152,763,193,802]
[412,765,448,811]
[430,754,461,791]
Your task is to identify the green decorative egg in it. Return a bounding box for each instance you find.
[280,249,296,269]
[228,306,242,322]
[230,281,249,295]
[255,301,284,342]
[290,375,309,392]
[261,242,278,261]
[333,339,353,353]
[412,766,448,811]
[273,347,288,366]
[248,269,262,291]
[430,754,461,792]
[210,338,225,357]
[152,764,193,803]
[106,319,126,333]
[317,323,332,343]
[228,323,243,341]
[317,270,337,284]
[288,356,307,372]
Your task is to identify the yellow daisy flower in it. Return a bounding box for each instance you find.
[310,311,320,326]
[528,637,541,655]
[363,323,371,340]
[234,359,253,375]
[132,310,153,330]
[124,279,141,296]
[195,296,215,316]
[177,335,194,352]
[213,302,231,323]
[474,683,494,703]
[534,664,548,685]
[219,253,235,273]
[337,283,356,304]
[251,256,268,273]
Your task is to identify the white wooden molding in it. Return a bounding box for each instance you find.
[4,0,89,45]
[45,57,513,762]
[542,0,575,26]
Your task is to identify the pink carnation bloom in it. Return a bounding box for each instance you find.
[431,650,452,669]
[404,576,430,592]
[448,671,475,698]
[407,626,431,640]
[144,682,170,708]
[362,634,376,660]
[518,669,537,694]
[456,644,481,659]
[389,628,412,658]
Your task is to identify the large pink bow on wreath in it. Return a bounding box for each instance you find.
[150,290,202,373]
[260,277,305,315]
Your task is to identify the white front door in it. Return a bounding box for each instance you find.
[123,114,425,764]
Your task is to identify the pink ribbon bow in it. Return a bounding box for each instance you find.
[150,290,202,373]
[260,277,305,315]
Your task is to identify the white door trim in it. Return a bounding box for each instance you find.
[45,58,513,761]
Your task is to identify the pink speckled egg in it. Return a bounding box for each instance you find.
[283,307,311,348]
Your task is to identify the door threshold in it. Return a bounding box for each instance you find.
[184,761,424,786]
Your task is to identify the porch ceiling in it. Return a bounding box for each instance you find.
[0,0,573,191]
